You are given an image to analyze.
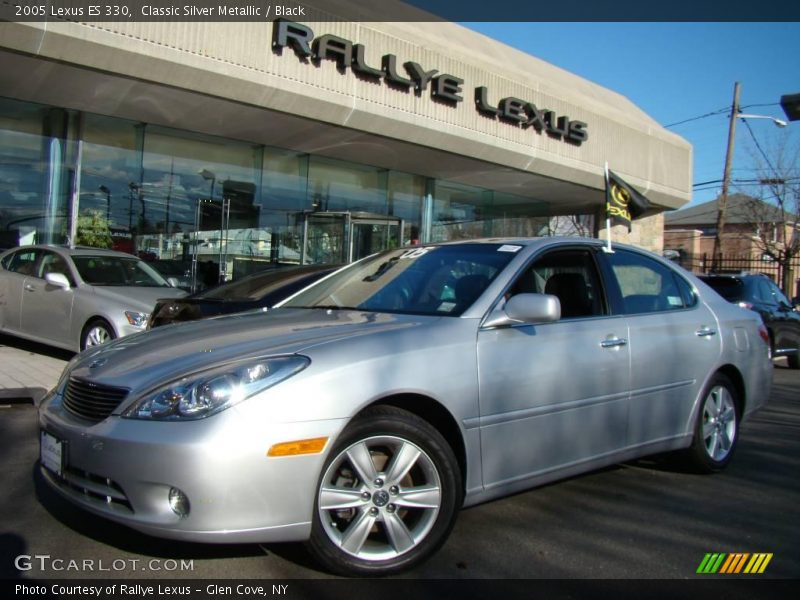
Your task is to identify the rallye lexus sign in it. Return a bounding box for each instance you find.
[272,20,589,145]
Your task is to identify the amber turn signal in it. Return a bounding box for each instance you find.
[268,437,328,457]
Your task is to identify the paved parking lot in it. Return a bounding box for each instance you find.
[1,334,798,580]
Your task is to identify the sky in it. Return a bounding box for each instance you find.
[462,22,800,209]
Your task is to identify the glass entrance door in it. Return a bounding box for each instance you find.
[350,218,403,262]
[302,212,350,265]
[301,212,403,265]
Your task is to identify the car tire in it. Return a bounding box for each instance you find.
[81,319,116,350]
[306,405,462,576]
[683,373,741,473]
[787,351,799,369]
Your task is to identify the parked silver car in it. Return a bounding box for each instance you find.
[38,239,772,575]
[0,245,186,351]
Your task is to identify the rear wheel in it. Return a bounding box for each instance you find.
[683,373,740,473]
[307,406,461,576]
[81,319,116,350]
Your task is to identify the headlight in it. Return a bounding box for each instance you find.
[125,311,150,328]
[122,356,310,421]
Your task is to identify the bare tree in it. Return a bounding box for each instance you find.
[547,213,595,238]
[738,129,800,295]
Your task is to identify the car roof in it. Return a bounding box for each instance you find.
[699,272,769,281]
[5,244,138,259]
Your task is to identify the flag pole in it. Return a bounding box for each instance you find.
[604,162,613,253]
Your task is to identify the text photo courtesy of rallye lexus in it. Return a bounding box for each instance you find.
[0,245,186,351]
[38,238,772,576]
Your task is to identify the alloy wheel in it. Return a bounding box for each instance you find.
[317,435,442,561]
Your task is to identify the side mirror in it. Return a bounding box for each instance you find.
[45,272,71,290]
[167,277,180,288]
[482,293,561,329]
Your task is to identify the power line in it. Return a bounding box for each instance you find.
[664,107,728,128]
[664,103,782,129]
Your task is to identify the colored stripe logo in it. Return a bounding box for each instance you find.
[697,553,773,574]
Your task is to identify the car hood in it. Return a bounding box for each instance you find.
[92,285,187,311]
[68,308,428,393]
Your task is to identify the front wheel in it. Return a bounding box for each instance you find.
[683,373,740,473]
[306,406,462,576]
[81,319,116,350]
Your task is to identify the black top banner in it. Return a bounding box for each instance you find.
[2,0,799,22]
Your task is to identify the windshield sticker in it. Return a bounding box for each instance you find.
[398,247,435,260]
[498,245,522,253]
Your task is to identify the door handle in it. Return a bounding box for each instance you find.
[695,327,717,337]
[24,284,36,292]
[600,336,628,348]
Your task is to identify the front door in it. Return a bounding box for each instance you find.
[477,248,631,488]
[20,250,76,347]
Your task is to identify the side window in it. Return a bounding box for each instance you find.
[509,249,605,319]
[6,249,40,276]
[767,280,791,307]
[754,280,773,304]
[607,250,690,314]
[674,273,698,308]
[38,251,75,286]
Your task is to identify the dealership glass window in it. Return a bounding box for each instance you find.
[0,98,69,248]
[430,181,549,242]
[387,171,424,244]
[430,181,494,242]
[485,191,550,238]
[78,113,142,253]
[304,157,389,265]
[260,147,310,265]
[140,127,264,283]
[307,157,386,215]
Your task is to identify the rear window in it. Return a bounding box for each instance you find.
[700,277,745,301]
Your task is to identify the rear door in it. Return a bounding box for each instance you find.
[600,249,721,446]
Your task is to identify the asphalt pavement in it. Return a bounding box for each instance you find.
[1,334,798,582]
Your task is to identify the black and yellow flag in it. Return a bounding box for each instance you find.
[605,170,651,231]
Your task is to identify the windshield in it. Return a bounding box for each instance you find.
[73,255,171,287]
[282,244,518,316]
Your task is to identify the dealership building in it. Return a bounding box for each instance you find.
[0,7,691,287]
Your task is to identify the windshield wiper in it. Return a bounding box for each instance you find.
[363,257,398,282]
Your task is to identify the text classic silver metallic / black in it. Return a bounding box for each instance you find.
[38,238,772,576]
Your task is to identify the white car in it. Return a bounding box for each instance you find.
[0,245,186,351]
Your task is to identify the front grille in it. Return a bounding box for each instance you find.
[63,378,129,422]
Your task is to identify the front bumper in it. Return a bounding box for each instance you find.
[38,390,347,544]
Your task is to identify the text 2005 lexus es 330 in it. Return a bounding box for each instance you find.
[38,238,772,576]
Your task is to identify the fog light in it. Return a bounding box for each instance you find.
[169,487,190,517]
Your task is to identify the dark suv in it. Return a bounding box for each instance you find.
[699,273,799,368]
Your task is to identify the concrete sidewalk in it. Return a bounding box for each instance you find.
[0,335,72,405]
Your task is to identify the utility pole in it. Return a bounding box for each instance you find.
[711,81,741,271]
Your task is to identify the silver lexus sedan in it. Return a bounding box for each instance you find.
[0,245,186,351]
[38,238,772,576]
